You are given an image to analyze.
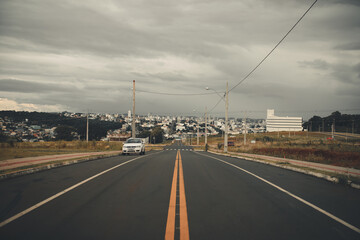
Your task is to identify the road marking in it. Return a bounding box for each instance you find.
[195,152,360,235]
[165,151,179,240]
[165,150,190,240]
[178,151,190,240]
[0,153,157,228]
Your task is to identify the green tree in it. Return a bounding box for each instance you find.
[150,126,164,144]
[0,130,9,142]
[138,130,151,138]
[55,125,77,141]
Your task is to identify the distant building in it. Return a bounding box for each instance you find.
[266,109,303,132]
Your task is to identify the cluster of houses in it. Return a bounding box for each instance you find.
[0,116,56,142]
[102,111,267,141]
[1,109,302,142]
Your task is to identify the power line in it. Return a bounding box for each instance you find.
[136,89,216,96]
[207,97,224,114]
[205,0,318,115]
[136,0,318,116]
[229,0,318,93]
[135,0,317,98]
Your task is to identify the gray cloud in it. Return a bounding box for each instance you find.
[0,79,76,93]
[298,59,329,70]
[334,42,360,51]
[0,0,359,117]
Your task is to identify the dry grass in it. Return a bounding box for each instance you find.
[0,141,123,161]
[200,132,360,169]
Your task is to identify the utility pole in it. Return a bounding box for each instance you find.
[332,119,335,139]
[197,119,199,145]
[132,80,136,138]
[322,119,324,133]
[86,110,89,143]
[205,107,208,146]
[224,82,229,153]
[244,113,247,145]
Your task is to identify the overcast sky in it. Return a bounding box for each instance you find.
[0,0,359,119]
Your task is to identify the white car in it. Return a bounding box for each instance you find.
[122,138,145,155]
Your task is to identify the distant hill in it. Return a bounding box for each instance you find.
[0,111,123,140]
[303,111,360,133]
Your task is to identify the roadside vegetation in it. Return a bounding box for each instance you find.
[0,141,123,161]
[194,132,360,169]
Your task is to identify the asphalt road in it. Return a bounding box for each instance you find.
[0,141,360,239]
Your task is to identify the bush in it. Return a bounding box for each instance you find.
[262,136,273,142]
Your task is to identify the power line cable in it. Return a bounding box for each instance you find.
[229,0,318,93]
[136,89,216,96]
[207,97,224,115]
[206,0,318,115]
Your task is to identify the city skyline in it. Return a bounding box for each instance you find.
[1,0,359,119]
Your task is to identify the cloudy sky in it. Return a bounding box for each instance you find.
[0,0,359,119]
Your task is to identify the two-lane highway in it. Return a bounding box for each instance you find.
[1,142,360,239]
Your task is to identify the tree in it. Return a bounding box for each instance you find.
[0,130,9,142]
[150,126,164,143]
[55,125,77,141]
[138,130,151,138]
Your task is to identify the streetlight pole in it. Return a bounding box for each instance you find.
[205,106,208,146]
[132,80,136,138]
[86,110,89,143]
[197,121,200,145]
[224,82,229,153]
[193,109,200,145]
[244,113,247,145]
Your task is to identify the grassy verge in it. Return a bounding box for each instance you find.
[0,141,123,161]
[196,132,360,169]
[0,152,121,177]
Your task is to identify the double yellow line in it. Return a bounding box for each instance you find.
[165,150,190,240]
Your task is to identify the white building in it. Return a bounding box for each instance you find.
[266,109,303,132]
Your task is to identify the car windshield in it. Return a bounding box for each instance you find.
[126,139,141,143]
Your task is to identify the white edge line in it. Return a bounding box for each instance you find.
[0,152,160,228]
[194,152,360,234]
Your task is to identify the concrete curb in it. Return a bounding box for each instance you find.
[208,150,360,190]
[0,153,122,181]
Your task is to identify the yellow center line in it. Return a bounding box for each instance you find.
[178,151,190,240]
[165,150,190,240]
[164,151,179,240]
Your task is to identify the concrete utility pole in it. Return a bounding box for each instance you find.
[224,82,229,153]
[205,107,208,146]
[244,113,247,145]
[197,120,199,145]
[86,111,89,143]
[332,119,335,139]
[132,80,136,138]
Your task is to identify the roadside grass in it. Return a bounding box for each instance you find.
[0,141,123,161]
[192,132,360,169]
[0,153,121,176]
